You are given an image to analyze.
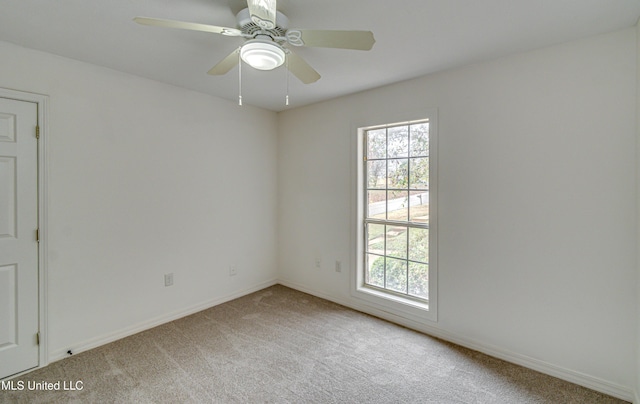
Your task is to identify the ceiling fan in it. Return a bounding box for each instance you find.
[134,0,375,84]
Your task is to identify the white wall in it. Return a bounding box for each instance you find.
[278,28,637,398]
[0,41,279,360]
[636,19,640,404]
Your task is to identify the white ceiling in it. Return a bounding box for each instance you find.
[1,0,639,111]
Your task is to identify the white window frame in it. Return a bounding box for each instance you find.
[352,110,438,323]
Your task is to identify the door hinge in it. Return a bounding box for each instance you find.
[35,125,40,139]
[36,228,39,243]
[36,332,40,345]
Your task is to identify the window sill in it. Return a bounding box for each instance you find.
[353,285,436,323]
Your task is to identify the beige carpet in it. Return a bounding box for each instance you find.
[0,285,628,403]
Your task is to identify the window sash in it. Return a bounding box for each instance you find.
[362,120,429,303]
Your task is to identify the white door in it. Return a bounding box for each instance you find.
[0,97,39,379]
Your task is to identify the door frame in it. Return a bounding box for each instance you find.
[0,87,49,373]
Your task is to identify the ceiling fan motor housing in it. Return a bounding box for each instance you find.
[236,8,288,41]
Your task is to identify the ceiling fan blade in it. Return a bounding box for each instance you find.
[207,49,240,75]
[134,17,243,37]
[286,30,375,50]
[247,0,277,29]
[286,51,320,84]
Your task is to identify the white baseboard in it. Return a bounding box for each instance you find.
[278,279,634,403]
[48,278,278,363]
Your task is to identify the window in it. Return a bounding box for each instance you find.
[354,115,437,322]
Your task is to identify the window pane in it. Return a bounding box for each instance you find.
[388,126,408,158]
[367,129,386,159]
[385,258,407,293]
[367,160,386,189]
[409,157,429,190]
[408,227,429,263]
[387,190,408,221]
[366,254,385,288]
[410,123,429,157]
[367,190,386,220]
[409,192,429,224]
[385,225,407,259]
[388,159,408,189]
[408,262,429,299]
[366,223,385,254]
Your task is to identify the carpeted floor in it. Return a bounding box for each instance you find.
[0,285,629,403]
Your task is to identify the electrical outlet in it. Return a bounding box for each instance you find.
[229,266,238,276]
[314,258,321,269]
[335,260,342,273]
[164,273,173,287]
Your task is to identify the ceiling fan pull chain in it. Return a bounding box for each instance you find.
[238,47,243,106]
[285,53,290,106]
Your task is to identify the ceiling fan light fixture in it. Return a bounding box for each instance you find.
[240,39,285,70]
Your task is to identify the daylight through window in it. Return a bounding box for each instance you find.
[363,120,430,302]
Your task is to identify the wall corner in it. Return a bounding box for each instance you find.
[635,16,640,404]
